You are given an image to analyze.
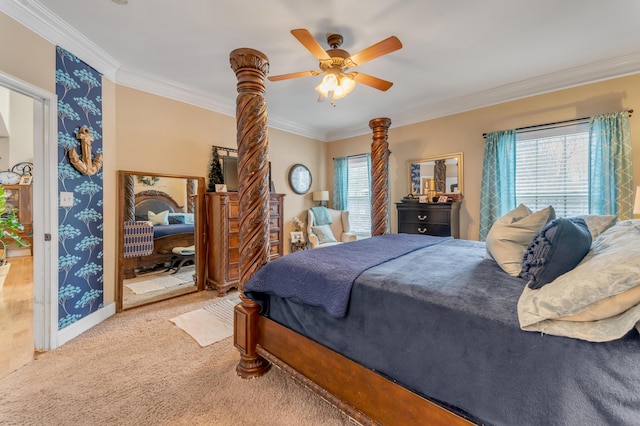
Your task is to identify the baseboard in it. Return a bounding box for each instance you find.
[57,302,116,347]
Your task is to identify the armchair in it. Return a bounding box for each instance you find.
[307,208,357,249]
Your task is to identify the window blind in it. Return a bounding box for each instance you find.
[515,122,589,217]
[346,155,371,236]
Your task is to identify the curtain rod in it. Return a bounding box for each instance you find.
[482,109,633,138]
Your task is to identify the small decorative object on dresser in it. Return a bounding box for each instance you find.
[396,201,460,238]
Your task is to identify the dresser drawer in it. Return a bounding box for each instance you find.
[399,223,451,237]
[397,208,450,225]
[228,202,240,218]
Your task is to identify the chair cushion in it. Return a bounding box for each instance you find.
[311,225,338,244]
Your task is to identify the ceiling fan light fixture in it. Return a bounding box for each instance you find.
[320,74,339,92]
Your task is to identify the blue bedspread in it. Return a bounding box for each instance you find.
[245,234,449,317]
[256,238,640,425]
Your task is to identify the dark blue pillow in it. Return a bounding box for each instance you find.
[521,217,592,289]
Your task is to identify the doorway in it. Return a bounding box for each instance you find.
[0,71,58,376]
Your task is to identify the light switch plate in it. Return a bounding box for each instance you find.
[60,191,74,207]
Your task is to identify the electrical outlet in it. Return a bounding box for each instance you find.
[60,192,74,207]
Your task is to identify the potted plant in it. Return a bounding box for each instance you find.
[0,186,27,291]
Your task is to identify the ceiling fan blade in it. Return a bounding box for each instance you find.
[291,29,331,61]
[268,70,319,82]
[348,36,402,67]
[352,73,394,91]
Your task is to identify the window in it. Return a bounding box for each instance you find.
[515,123,589,217]
[346,155,371,237]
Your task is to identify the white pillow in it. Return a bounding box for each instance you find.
[518,219,640,342]
[148,210,169,226]
[485,204,555,276]
[311,224,337,244]
[577,214,617,239]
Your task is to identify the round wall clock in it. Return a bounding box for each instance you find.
[288,164,312,195]
[0,171,22,185]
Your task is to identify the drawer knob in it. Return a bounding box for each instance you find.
[417,214,428,221]
[417,227,428,234]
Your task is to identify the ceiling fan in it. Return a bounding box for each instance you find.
[268,29,402,104]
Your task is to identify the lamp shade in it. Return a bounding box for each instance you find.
[634,186,640,215]
[313,190,329,202]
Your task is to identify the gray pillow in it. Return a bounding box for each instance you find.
[311,224,337,244]
[521,217,592,289]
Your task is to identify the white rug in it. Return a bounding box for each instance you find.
[125,270,194,294]
[169,295,240,347]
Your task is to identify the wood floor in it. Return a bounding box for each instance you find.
[0,255,34,380]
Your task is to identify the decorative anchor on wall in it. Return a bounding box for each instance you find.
[69,126,103,176]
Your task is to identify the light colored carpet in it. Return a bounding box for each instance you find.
[170,294,240,347]
[0,291,351,426]
[125,269,195,294]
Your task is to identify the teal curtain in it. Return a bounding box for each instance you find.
[333,156,349,210]
[589,111,635,219]
[479,129,517,240]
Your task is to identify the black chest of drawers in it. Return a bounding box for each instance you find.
[396,202,460,238]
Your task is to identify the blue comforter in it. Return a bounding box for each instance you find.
[245,234,449,317]
[251,237,640,425]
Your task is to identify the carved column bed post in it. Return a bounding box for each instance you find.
[229,48,272,379]
[369,117,392,236]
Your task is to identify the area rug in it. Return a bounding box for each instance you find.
[169,294,240,347]
[125,270,194,294]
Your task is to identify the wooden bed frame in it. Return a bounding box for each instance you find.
[122,190,195,279]
[229,49,473,425]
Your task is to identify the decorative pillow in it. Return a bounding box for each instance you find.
[576,214,617,239]
[520,217,592,289]
[168,213,194,224]
[518,219,640,342]
[311,224,337,244]
[485,204,556,276]
[147,210,169,226]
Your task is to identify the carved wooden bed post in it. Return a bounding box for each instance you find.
[369,117,392,236]
[229,48,272,379]
[123,174,135,222]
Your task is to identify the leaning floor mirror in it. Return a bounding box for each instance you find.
[116,171,205,311]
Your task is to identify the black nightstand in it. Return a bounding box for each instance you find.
[396,202,460,238]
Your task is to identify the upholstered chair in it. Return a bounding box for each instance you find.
[307,208,357,249]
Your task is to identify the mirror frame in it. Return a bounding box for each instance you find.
[116,170,206,312]
[407,152,463,196]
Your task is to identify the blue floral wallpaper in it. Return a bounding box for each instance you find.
[55,47,104,330]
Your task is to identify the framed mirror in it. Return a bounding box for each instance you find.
[407,152,463,197]
[116,171,205,311]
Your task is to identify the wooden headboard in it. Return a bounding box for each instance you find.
[134,190,184,219]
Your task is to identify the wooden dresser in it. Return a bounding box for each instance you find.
[2,184,33,254]
[205,192,284,295]
[396,202,460,238]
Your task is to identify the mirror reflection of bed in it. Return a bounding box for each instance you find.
[117,172,205,310]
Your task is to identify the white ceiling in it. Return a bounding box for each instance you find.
[5,0,640,141]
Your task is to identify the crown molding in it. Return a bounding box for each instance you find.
[0,0,120,80]
[5,1,640,143]
[327,52,640,141]
[116,66,236,117]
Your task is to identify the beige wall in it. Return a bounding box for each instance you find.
[329,74,640,240]
[115,86,327,254]
[0,13,54,92]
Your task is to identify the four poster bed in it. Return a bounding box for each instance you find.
[123,190,195,279]
[229,49,640,425]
